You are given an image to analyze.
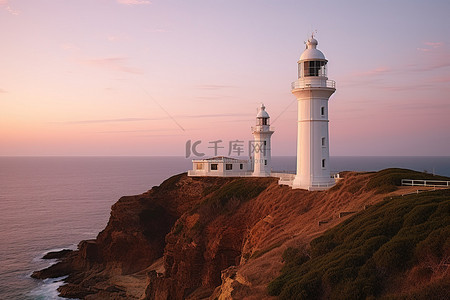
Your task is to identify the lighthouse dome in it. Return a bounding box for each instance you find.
[299,37,326,61]
[256,103,270,118]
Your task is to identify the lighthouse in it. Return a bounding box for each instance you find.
[252,104,274,177]
[291,36,336,190]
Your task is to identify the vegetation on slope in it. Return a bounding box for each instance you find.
[195,177,274,214]
[268,188,450,299]
[365,168,450,194]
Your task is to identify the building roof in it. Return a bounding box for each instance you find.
[192,156,248,163]
[256,103,270,118]
[299,36,326,61]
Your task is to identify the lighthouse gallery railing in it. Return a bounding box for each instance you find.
[291,79,336,90]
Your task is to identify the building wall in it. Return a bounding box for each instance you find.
[188,160,251,177]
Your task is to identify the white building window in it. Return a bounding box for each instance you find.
[240,163,243,170]
[226,164,233,170]
[196,163,203,170]
[322,159,326,169]
[211,164,218,170]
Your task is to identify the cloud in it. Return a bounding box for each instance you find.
[430,75,450,84]
[182,113,250,119]
[424,42,442,48]
[408,47,450,72]
[407,61,450,72]
[381,84,432,92]
[107,35,130,42]
[80,56,144,74]
[417,41,444,52]
[98,128,183,134]
[60,117,156,125]
[0,0,19,15]
[58,113,250,125]
[384,101,450,113]
[107,35,120,41]
[347,42,449,81]
[194,96,229,100]
[61,43,80,52]
[117,0,151,5]
[353,67,391,77]
[195,84,235,90]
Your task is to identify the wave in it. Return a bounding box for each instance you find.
[28,276,74,300]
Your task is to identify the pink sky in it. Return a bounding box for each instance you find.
[0,0,449,156]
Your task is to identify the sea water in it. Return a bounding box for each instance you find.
[1,156,449,299]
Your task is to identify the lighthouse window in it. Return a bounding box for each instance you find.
[262,118,268,125]
[321,137,326,147]
[226,164,233,170]
[322,159,326,169]
[304,61,327,77]
[211,164,218,170]
[321,106,325,116]
[265,160,267,165]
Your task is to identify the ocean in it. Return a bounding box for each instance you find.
[1,156,449,299]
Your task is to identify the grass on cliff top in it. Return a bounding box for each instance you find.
[153,172,186,192]
[209,178,273,205]
[193,177,275,215]
[358,168,449,194]
[268,188,450,300]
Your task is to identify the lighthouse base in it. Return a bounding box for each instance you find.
[291,176,335,191]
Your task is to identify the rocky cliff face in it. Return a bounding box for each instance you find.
[33,170,443,299]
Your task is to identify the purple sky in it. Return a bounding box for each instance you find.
[1,0,449,156]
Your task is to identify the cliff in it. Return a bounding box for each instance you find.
[32,169,450,299]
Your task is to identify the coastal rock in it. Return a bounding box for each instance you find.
[34,169,449,299]
[31,255,75,279]
[35,174,240,298]
[42,249,73,260]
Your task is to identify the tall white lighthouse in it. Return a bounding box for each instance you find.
[291,36,336,190]
[252,104,274,177]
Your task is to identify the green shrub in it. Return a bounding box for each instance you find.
[365,168,450,194]
[211,178,272,206]
[268,181,450,299]
[157,173,186,192]
[196,178,273,215]
[282,247,310,267]
[415,226,450,261]
[373,238,414,274]
[402,203,437,227]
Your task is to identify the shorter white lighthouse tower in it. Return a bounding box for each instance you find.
[251,104,274,177]
[291,36,336,190]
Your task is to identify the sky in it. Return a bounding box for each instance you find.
[0,0,449,156]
